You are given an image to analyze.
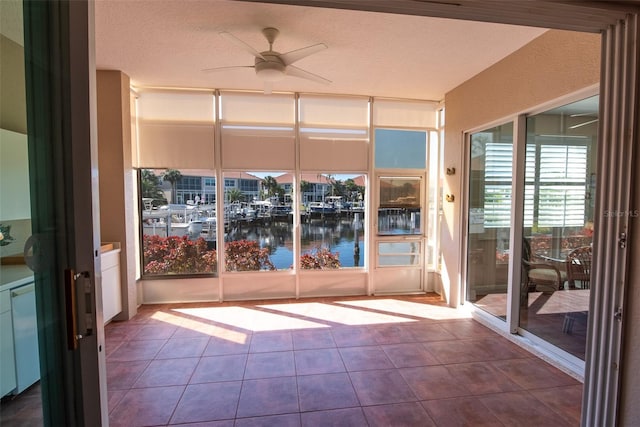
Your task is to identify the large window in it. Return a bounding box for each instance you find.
[133,91,440,296]
[139,168,217,276]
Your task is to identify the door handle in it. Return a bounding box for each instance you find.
[64,269,79,350]
[10,284,35,298]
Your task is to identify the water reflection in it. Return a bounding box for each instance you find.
[226,217,365,269]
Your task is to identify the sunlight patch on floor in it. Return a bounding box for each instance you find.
[533,290,590,315]
[153,310,249,343]
[257,302,417,326]
[336,299,471,321]
[173,306,328,332]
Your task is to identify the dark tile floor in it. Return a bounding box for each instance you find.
[474,289,589,359]
[105,295,583,426]
[0,383,43,426]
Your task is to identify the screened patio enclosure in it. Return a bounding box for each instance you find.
[135,90,441,302]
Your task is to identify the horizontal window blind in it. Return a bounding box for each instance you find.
[539,145,588,183]
[483,141,588,228]
[483,142,513,227]
[526,143,588,227]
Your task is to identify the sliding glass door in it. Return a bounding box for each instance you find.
[465,94,597,361]
[519,96,597,360]
[466,123,514,320]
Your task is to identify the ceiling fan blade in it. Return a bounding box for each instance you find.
[285,65,331,84]
[201,65,254,73]
[280,43,327,65]
[569,119,599,129]
[220,31,266,60]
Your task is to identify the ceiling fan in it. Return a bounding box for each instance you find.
[203,27,331,94]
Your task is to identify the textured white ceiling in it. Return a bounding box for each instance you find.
[94,0,547,101]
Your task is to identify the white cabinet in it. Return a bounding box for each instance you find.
[0,289,16,396]
[0,266,39,397]
[101,243,122,323]
[11,283,40,394]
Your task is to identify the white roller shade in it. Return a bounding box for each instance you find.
[300,134,368,171]
[299,94,369,127]
[299,95,370,171]
[130,90,138,167]
[220,91,296,169]
[373,98,438,128]
[135,90,215,169]
[220,91,295,124]
[222,131,295,170]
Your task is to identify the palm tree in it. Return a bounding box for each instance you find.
[300,180,312,193]
[140,169,166,204]
[300,180,312,204]
[226,188,243,203]
[329,178,346,198]
[344,178,364,202]
[262,175,281,200]
[325,173,335,197]
[162,169,182,203]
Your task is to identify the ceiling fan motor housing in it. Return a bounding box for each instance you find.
[255,53,286,81]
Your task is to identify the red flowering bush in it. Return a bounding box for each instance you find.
[495,250,509,263]
[143,235,217,275]
[224,240,276,271]
[300,247,341,269]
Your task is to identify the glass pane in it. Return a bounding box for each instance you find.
[466,122,513,321]
[300,173,366,269]
[140,168,217,276]
[375,129,426,169]
[217,172,367,272]
[520,95,597,360]
[379,255,421,266]
[378,242,421,266]
[378,177,421,235]
[224,171,288,271]
[379,242,419,254]
[427,130,439,268]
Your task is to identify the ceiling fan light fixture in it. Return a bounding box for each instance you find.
[255,59,286,82]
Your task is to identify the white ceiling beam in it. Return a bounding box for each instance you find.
[236,0,639,32]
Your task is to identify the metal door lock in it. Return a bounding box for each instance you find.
[619,232,627,249]
[614,307,623,322]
